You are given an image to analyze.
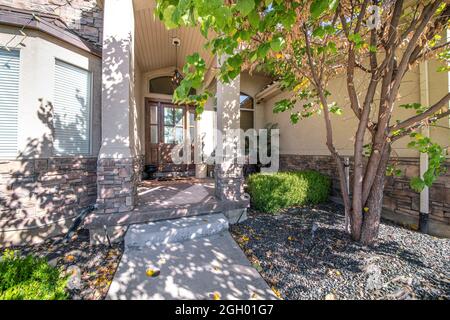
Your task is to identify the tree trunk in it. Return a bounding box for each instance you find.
[360,145,391,245]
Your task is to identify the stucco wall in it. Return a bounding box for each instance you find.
[0,0,103,47]
[0,26,102,159]
[263,62,449,157]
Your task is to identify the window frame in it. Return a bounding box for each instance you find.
[162,105,185,144]
[239,92,255,131]
[0,47,21,159]
[53,58,93,156]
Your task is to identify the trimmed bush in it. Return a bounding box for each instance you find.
[0,249,68,300]
[247,170,331,213]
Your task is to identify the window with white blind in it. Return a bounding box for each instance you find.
[53,60,92,155]
[0,49,20,158]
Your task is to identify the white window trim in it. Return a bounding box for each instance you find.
[53,58,93,156]
[0,47,21,159]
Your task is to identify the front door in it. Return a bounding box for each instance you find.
[145,99,195,172]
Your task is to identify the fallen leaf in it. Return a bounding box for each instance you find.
[146,268,161,277]
[252,263,263,273]
[325,293,336,300]
[212,292,221,300]
[272,287,282,299]
[65,255,75,263]
[237,235,250,244]
[251,292,259,299]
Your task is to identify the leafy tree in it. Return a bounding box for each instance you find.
[156,0,450,244]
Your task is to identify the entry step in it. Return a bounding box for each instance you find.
[125,213,228,249]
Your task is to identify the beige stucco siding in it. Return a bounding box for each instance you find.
[264,62,449,157]
[0,25,102,159]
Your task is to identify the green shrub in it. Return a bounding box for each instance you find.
[247,170,331,213]
[0,249,68,300]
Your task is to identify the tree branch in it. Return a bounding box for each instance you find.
[390,92,450,132]
[391,110,450,142]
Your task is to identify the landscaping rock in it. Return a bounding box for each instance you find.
[364,264,383,291]
[66,265,82,290]
[230,202,450,300]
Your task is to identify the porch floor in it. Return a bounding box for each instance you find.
[85,178,249,229]
[137,178,216,211]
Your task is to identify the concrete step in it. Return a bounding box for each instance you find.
[125,213,228,249]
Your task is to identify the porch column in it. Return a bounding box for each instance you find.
[214,56,244,200]
[96,0,138,214]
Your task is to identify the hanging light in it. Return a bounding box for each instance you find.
[171,38,183,87]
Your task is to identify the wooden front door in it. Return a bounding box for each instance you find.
[145,99,195,172]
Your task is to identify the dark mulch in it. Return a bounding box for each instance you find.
[1,229,124,300]
[230,202,450,300]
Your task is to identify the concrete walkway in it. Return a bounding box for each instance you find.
[107,231,277,300]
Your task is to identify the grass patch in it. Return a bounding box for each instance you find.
[247,170,331,213]
[0,249,68,300]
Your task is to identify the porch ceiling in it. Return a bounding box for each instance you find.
[133,0,214,74]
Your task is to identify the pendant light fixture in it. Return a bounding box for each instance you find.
[171,37,183,87]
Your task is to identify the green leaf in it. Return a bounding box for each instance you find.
[328,102,343,115]
[410,177,426,192]
[248,10,260,28]
[399,102,426,114]
[273,99,294,113]
[312,26,326,38]
[310,0,334,19]
[270,37,285,52]
[290,112,300,124]
[163,5,178,29]
[257,43,270,58]
[235,0,255,17]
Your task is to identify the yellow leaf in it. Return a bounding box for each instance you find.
[272,286,282,299]
[146,268,160,277]
[363,207,369,213]
[65,255,75,263]
[288,236,295,241]
[238,235,250,244]
[212,292,221,300]
[293,78,310,92]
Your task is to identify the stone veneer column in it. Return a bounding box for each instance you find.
[214,56,244,200]
[96,0,137,214]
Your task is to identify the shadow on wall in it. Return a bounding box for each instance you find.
[0,96,97,246]
[93,32,145,219]
[100,34,133,152]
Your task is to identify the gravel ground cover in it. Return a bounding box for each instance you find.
[230,202,450,300]
[1,229,123,300]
